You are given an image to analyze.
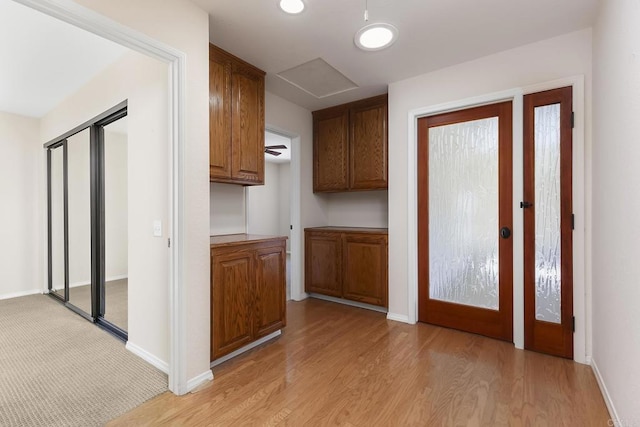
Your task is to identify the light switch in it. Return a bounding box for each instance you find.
[153,220,162,237]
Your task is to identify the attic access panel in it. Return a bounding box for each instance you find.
[277,58,358,98]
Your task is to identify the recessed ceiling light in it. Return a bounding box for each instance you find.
[355,23,398,51]
[279,0,305,14]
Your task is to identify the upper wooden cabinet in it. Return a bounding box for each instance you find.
[209,44,265,185]
[313,94,388,192]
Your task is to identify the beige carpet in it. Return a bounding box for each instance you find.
[68,279,128,331]
[0,294,167,427]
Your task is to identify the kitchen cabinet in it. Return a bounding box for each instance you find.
[313,94,388,192]
[305,227,388,308]
[209,44,265,185]
[211,234,286,361]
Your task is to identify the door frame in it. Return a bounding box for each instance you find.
[19,0,192,394]
[405,75,587,363]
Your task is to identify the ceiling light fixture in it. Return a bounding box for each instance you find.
[279,0,305,14]
[354,0,398,51]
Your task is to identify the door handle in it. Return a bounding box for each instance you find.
[500,227,511,239]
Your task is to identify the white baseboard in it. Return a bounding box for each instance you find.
[591,358,619,425]
[386,312,411,324]
[211,330,281,368]
[308,294,388,314]
[69,275,129,288]
[0,289,42,301]
[126,342,169,374]
[187,370,214,393]
[106,274,128,282]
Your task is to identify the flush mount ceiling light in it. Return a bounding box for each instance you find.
[355,23,398,51]
[279,0,305,14]
[354,1,397,51]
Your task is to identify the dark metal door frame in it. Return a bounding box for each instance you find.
[45,101,128,341]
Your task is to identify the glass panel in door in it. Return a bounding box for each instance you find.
[102,117,128,332]
[428,117,499,310]
[66,128,92,316]
[534,104,562,324]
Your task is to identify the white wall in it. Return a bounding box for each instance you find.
[247,161,280,236]
[0,112,41,299]
[324,190,388,228]
[41,50,171,366]
[592,1,640,423]
[387,29,593,325]
[210,183,245,235]
[72,0,211,384]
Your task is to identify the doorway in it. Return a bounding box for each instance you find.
[246,130,293,299]
[46,103,129,339]
[416,88,574,357]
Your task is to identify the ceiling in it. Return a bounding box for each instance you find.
[0,1,128,118]
[194,0,598,111]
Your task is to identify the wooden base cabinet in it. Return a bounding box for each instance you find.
[211,235,286,361]
[305,227,388,308]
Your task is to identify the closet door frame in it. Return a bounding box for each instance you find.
[45,101,128,341]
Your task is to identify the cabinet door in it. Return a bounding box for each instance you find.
[254,244,286,338]
[350,95,388,190]
[342,233,388,307]
[313,107,349,192]
[209,49,232,180]
[231,63,265,185]
[211,249,254,360]
[305,231,342,297]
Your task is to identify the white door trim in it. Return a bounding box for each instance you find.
[405,76,587,363]
[17,0,190,393]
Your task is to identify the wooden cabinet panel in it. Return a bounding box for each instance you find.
[209,55,232,179]
[350,97,388,190]
[231,65,265,184]
[254,246,286,338]
[305,231,342,297]
[211,235,287,361]
[209,44,265,185]
[305,227,388,308]
[342,234,388,307]
[313,94,387,192]
[211,250,254,359]
[313,108,349,192]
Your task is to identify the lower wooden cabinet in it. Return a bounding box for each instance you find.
[305,227,388,308]
[211,235,286,361]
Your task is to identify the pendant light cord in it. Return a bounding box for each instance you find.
[364,0,369,21]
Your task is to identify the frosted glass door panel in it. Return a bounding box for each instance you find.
[534,104,561,323]
[429,117,499,310]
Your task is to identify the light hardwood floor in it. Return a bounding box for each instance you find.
[109,299,610,426]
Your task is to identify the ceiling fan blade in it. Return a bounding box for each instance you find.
[265,145,287,150]
[265,149,282,156]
